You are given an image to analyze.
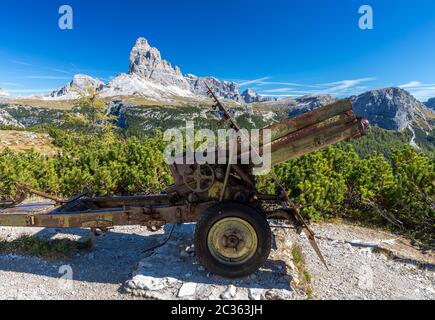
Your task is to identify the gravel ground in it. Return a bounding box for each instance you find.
[0,226,149,300]
[295,223,435,300]
[0,222,433,300]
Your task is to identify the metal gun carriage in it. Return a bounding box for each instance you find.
[0,88,368,278]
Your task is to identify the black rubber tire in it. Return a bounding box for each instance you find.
[194,202,272,278]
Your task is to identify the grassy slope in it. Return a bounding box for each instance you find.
[0,130,57,155]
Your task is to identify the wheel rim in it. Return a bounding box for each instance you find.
[207,217,258,266]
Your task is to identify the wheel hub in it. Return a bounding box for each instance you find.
[207,217,258,265]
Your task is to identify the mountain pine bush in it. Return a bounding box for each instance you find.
[0,129,173,199]
[257,145,434,244]
[0,130,433,244]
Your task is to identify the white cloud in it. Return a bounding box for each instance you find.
[258,81,310,87]
[47,67,72,75]
[23,76,71,80]
[319,77,376,91]
[246,76,377,98]
[260,93,304,98]
[236,77,312,88]
[238,77,271,86]
[399,81,422,88]
[1,82,21,86]
[11,60,32,66]
[396,81,435,101]
[259,78,373,97]
[8,89,55,93]
[261,87,295,93]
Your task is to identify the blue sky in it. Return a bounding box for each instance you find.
[0,0,434,100]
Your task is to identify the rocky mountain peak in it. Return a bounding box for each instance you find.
[351,87,429,131]
[425,97,435,110]
[185,76,242,101]
[0,87,10,97]
[241,88,265,104]
[295,94,336,110]
[50,74,104,99]
[285,94,336,117]
[131,37,162,61]
[72,74,104,88]
[128,37,190,91]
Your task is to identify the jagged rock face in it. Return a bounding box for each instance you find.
[295,95,335,113]
[241,89,265,104]
[286,94,336,117]
[185,75,242,101]
[127,38,253,101]
[101,73,194,100]
[107,100,129,128]
[0,109,23,127]
[425,98,435,110]
[296,94,336,110]
[50,74,105,99]
[128,38,191,91]
[0,88,9,97]
[351,87,428,131]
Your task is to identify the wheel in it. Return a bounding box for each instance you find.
[194,202,272,278]
[183,164,215,193]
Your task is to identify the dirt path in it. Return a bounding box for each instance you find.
[0,223,433,300]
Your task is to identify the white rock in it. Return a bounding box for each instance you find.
[248,288,263,300]
[264,289,293,300]
[178,282,197,297]
[220,285,237,300]
[126,280,137,290]
[131,275,179,291]
[424,286,434,294]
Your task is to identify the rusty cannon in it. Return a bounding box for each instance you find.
[0,87,368,278]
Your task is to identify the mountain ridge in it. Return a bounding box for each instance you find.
[425,97,435,110]
[350,87,431,131]
[0,88,10,98]
[50,74,105,99]
[43,37,266,104]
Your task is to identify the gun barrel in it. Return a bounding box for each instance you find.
[266,99,354,141]
[249,100,368,167]
[270,111,368,166]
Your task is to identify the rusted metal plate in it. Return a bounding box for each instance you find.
[0,202,55,214]
[64,195,171,210]
[0,201,217,229]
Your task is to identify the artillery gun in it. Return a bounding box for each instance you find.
[0,88,368,278]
